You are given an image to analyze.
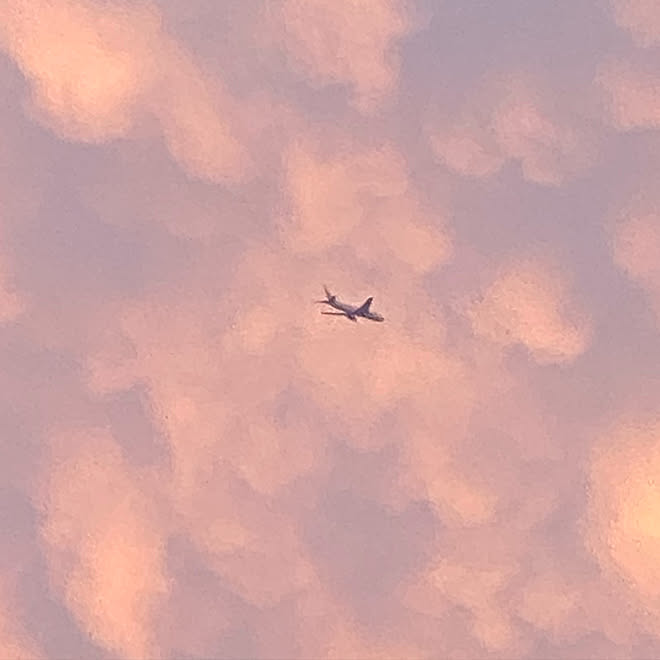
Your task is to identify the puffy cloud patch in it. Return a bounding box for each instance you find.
[36,427,170,659]
[281,137,452,272]
[611,198,660,325]
[427,76,597,185]
[610,0,660,47]
[0,0,251,183]
[598,60,660,131]
[267,0,414,112]
[467,257,593,364]
[585,416,660,637]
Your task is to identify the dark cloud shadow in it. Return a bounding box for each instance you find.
[0,485,112,660]
[302,442,439,631]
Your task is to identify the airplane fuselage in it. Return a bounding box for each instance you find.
[318,296,384,322]
[328,300,360,315]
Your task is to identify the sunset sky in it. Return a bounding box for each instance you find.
[2,1,660,658]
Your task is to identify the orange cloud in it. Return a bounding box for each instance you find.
[280,137,452,274]
[513,570,581,640]
[0,197,25,323]
[610,0,660,47]
[264,0,413,112]
[156,45,253,184]
[0,0,160,142]
[286,577,427,660]
[281,139,373,253]
[467,257,593,365]
[597,60,660,130]
[0,262,24,324]
[407,558,523,654]
[83,288,325,621]
[4,0,660,656]
[612,209,660,282]
[0,576,43,660]
[427,76,597,185]
[77,222,471,650]
[611,199,660,323]
[37,428,170,659]
[349,195,453,276]
[199,517,316,611]
[491,81,594,186]
[323,618,423,660]
[85,324,140,396]
[225,417,319,497]
[428,117,506,179]
[0,0,251,183]
[584,416,660,637]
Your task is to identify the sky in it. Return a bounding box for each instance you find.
[1,0,660,658]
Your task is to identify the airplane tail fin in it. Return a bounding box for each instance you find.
[316,285,336,304]
[354,296,373,315]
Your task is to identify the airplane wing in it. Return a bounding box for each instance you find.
[354,297,373,315]
[321,311,357,322]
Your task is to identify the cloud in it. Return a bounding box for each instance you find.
[36,427,170,659]
[584,415,660,637]
[612,207,660,284]
[3,1,660,657]
[0,0,160,142]
[610,0,660,47]
[513,570,582,640]
[83,289,324,629]
[77,214,463,655]
[466,257,593,365]
[280,136,452,272]
[280,138,373,253]
[85,323,140,396]
[156,46,253,184]
[71,144,600,654]
[0,576,43,660]
[0,255,25,324]
[0,188,26,324]
[427,75,598,185]
[0,0,251,183]
[402,555,526,655]
[428,117,506,179]
[611,197,660,323]
[597,60,660,130]
[263,0,414,112]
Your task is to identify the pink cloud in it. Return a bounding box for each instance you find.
[2,2,660,657]
[0,0,252,183]
[36,428,170,659]
[0,262,25,324]
[598,60,660,130]
[610,0,660,47]
[584,416,660,638]
[611,197,660,324]
[467,257,593,365]
[0,576,43,660]
[263,0,414,112]
[427,75,597,185]
[280,136,452,274]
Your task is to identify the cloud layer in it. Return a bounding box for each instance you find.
[1,1,660,658]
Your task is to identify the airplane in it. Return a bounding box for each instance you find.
[315,285,384,322]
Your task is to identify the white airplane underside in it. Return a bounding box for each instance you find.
[315,286,384,322]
